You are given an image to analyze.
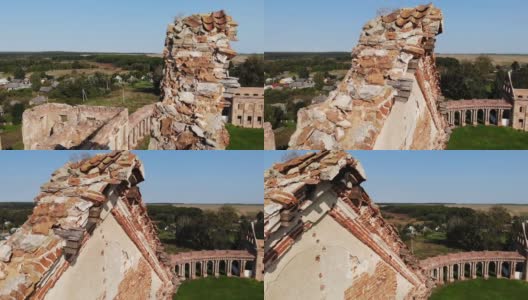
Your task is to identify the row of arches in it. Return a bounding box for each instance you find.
[446,108,511,127]
[128,116,151,149]
[175,259,254,280]
[430,260,526,284]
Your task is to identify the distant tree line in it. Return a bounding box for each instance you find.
[148,205,264,251]
[381,205,521,252]
[264,54,351,78]
[436,56,528,100]
[0,59,92,75]
[0,203,35,227]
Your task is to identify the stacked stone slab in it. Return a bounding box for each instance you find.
[288,4,447,150]
[149,10,239,150]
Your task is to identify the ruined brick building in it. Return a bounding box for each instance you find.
[264,151,528,299]
[22,103,154,150]
[288,4,448,150]
[22,10,248,151]
[264,151,433,300]
[223,87,264,129]
[149,10,239,150]
[440,71,528,131]
[0,152,174,299]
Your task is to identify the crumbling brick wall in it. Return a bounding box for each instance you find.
[149,10,239,150]
[288,4,447,150]
[22,103,129,150]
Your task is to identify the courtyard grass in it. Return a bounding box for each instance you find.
[407,232,464,259]
[447,125,528,149]
[0,124,23,150]
[226,124,264,150]
[48,81,158,114]
[430,278,528,300]
[174,276,263,300]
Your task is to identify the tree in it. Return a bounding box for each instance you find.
[152,65,163,95]
[488,206,511,228]
[72,61,82,69]
[264,105,285,129]
[512,61,521,72]
[230,55,264,87]
[298,67,310,79]
[13,68,25,80]
[30,72,42,91]
[474,56,494,76]
[10,103,25,125]
[314,72,325,90]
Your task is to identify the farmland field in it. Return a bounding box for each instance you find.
[437,54,528,66]
[168,203,262,216]
[445,204,528,217]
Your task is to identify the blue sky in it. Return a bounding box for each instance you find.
[265,0,528,53]
[0,0,263,53]
[2,150,527,204]
[0,151,263,204]
[263,151,528,204]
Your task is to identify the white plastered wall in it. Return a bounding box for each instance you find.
[374,77,438,150]
[265,187,415,300]
[44,191,162,300]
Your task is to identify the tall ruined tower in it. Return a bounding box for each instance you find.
[288,4,447,150]
[149,11,239,150]
[506,71,528,131]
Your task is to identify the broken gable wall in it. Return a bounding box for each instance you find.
[265,185,416,300]
[44,187,163,300]
[264,151,430,300]
[0,152,173,299]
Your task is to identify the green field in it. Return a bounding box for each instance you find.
[447,126,528,150]
[174,277,263,300]
[430,278,528,300]
[226,124,264,150]
[0,124,23,150]
[409,232,463,259]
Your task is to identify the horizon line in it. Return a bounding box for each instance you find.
[0,51,264,55]
[264,51,528,55]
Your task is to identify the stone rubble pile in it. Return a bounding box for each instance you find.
[289,4,445,149]
[150,10,239,150]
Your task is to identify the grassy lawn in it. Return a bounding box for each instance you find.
[430,278,528,300]
[49,81,158,114]
[0,124,23,150]
[407,232,463,259]
[447,125,528,149]
[174,276,263,300]
[226,124,263,150]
